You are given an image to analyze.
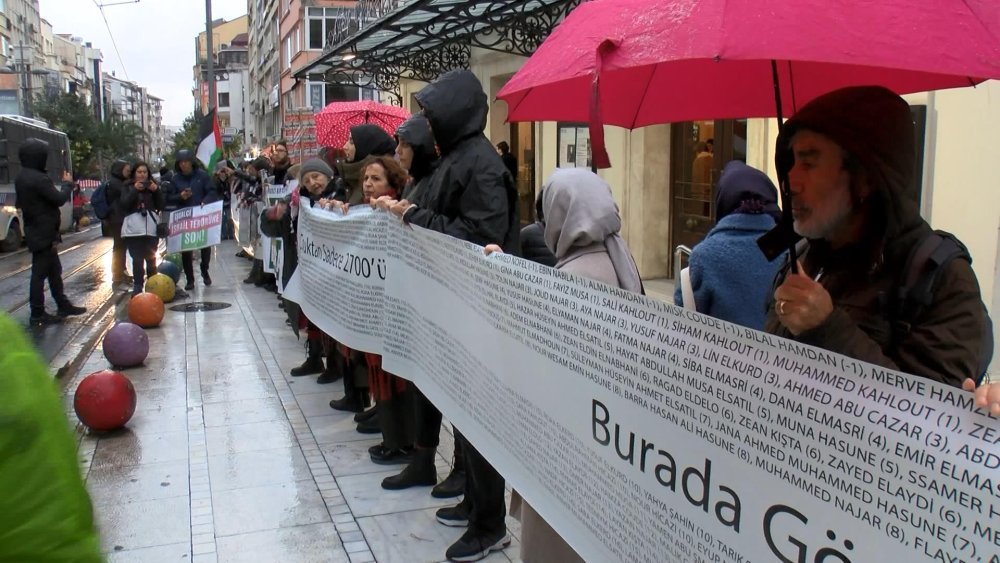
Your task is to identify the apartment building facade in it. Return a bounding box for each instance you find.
[193,15,249,114]
[248,0,280,148]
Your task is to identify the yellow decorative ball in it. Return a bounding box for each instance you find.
[144,273,176,303]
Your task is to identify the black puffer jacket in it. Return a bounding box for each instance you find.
[120,180,166,219]
[14,139,70,252]
[406,70,519,253]
[396,114,438,201]
[106,160,130,223]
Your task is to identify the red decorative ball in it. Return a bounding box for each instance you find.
[73,370,137,431]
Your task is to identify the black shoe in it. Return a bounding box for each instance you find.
[29,311,64,325]
[57,304,87,316]
[315,367,341,384]
[278,301,285,309]
[382,448,438,490]
[264,283,278,293]
[432,468,467,499]
[202,272,212,286]
[329,393,366,413]
[290,357,324,377]
[353,405,377,423]
[356,416,380,434]
[370,444,413,465]
[236,250,248,258]
[445,529,511,562]
[435,502,471,528]
[184,279,195,290]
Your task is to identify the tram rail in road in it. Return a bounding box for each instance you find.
[0,226,128,372]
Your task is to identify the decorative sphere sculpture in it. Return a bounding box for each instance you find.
[74,370,137,431]
[102,322,149,367]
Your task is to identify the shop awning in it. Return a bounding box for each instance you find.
[293,0,581,100]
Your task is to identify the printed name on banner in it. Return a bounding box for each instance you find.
[289,211,998,563]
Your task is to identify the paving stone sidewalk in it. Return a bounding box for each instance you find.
[65,241,523,563]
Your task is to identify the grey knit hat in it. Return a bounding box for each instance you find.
[299,158,334,181]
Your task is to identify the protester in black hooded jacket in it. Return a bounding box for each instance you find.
[106,159,131,284]
[332,124,396,205]
[14,139,86,324]
[380,69,518,562]
[381,114,468,498]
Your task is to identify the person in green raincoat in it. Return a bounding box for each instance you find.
[0,313,102,562]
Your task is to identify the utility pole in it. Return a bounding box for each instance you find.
[205,0,216,116]
[16,15,33,118]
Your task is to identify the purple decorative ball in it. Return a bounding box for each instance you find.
[103,322,149,368]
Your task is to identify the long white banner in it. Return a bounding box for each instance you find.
[294,209,999,563]
[291,205,387,352]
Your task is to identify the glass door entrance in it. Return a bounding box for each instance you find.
[668,119,747,276]
[510,122,536,225]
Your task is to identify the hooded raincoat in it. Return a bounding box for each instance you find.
[14,139,71,252]
[763,86,991,387]
[396,114,438,201]
[406,70,519,253]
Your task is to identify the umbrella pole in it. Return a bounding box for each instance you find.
[771,60,798,273]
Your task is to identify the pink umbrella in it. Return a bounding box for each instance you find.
[314,100,410,149]
[498,0,1000,167]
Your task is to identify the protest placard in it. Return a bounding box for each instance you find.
[166,201,223,253]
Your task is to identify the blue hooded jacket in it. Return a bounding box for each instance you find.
[169,149,216,208]
[675,161,784,330]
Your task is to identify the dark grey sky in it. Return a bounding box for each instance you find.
[41,0,248,126]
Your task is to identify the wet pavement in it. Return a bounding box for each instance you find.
[0,226,130,366]
[63,241,525,563]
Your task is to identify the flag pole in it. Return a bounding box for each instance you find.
[205,0,216,117]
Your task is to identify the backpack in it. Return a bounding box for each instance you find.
[91,181,112,220]
[892,230,994,384]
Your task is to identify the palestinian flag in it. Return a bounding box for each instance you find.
[196,108,222,171]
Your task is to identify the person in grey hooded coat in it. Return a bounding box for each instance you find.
[490,168,641,563]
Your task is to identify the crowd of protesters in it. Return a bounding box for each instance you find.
[222,75,1000,562]
[15,70,996,562]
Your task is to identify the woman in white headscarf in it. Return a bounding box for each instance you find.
[486,167,642,562]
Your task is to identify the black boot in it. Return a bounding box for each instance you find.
[290,339,324,377]
[316,348,343,384]
[330,389,368,413]
[243,260,262,284]
[432,435,466,499]
[382,447,438,490]
[353,404,378,423]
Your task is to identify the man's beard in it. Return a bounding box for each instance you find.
[793,189,854,241]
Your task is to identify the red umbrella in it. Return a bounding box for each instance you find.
[314,100,410,149]
[498,0,1000,167]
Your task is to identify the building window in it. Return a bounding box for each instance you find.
[219,92,230,108]
[306,74,364,111]
[285,35,292,70]
[307,7,351,50]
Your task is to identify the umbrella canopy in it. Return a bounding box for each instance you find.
[498,0,1000,129]
[314,100,410,149]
